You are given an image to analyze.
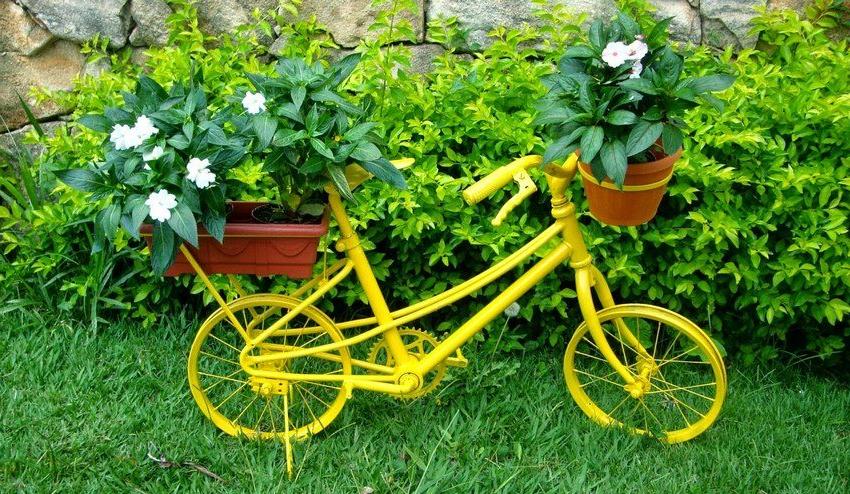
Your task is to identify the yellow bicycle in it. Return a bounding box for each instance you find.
[181,153,726,472]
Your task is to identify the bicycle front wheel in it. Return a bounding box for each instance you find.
[564,304,726,443]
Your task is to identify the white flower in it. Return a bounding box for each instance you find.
[601,41,629,68]
[625,40,648,61]
[145,189,177,222]
[629,61,643,79]
[186,157,216,189]
[143,146,164,162]
[109,124,135,150]
[242,91,266,114]
[194,168,216,189]
[134,115,159,140]
[504,302,521,318]
[109,116,159,151]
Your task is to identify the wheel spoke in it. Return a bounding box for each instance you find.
[656,346,701,369]
[208,333,242,354]
[200,350,240,367]
[233,394,261,427]
[214,382,248,411]
[648,381,705,419]
[607,394,632,417]
[650,375,716,402]
[573,368,625,388]
[198,371,248,386]
[202,368,243,393]
[293,384,324,433]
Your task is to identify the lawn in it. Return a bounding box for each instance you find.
[1,311,848,493]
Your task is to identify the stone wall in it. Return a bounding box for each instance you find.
[0,0,815,134]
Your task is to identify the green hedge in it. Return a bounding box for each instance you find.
[1,1,848,364]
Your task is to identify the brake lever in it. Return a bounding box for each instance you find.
[491,170,537,226]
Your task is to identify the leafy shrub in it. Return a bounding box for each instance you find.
[2,0,848,366]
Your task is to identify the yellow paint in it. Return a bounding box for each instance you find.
[183,153,727,464]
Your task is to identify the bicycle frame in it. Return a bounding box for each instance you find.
[182,154,645,396]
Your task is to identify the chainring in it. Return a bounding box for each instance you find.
[367,328,446,400]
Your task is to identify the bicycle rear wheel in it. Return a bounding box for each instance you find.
[564,304,726,443]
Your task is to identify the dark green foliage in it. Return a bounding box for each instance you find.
[1,0,848,366]
[234,54,405,205]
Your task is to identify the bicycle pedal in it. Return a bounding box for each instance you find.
[445,347,469,368]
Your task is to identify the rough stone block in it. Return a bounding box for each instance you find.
[17,0,131,49]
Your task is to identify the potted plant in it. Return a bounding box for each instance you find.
[55,71,248,274]
[233,53,407,222]
[535,12,735,226]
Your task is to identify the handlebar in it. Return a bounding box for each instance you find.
[462,155,543,205]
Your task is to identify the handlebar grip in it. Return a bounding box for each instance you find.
[463,156,542,205]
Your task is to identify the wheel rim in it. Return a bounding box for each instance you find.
[187,294,351,441]
[367,328,446,399]
[564,304,726,443]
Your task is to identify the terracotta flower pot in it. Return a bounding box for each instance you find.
[579,148,682,226]
[140,201,328,277]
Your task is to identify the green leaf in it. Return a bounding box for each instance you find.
[310,89,362,115]
[562,45,595,58]
[617,12,641,39]
[291,86,306,110]
[330,53,362,86]
[646,17,673,45]
[137,76,168,108]
[699,93,725,112]
[202,211,225,244]
[104,107,133,125]
[252,113,277,150]
[606,110,637,126]
[579,126,604,164]
[310,138,335,160]
[167,134,190,150]
[625,120,663,157]
[167,203,198,247]
[557,57,585,75]
[272,128,306,147]
[151,222,176,274]
[533,107,576,126]
[690,74,736,93]
[127,200,149,239]
[16,92,44,137]
[577,79,594,112]
[588,20,604,49]
[278,103,303,123]
[327,165,354,201]
[343,122,377,141]
[99,203,121,241]
[77,114,112,133]
[619,78,658,95]
[661,125,684,155]
[656,47,684,87]
[351,141,381,162]
[54,168,103,192]
[600,140,628,186]
[543,131,581,165]
[361,158,407,189]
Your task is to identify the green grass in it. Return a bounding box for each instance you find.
[2,312,849,493]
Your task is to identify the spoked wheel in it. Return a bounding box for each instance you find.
[564,304,726,443]
[187,294,352,441]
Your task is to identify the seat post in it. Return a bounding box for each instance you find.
[326,189,411,364]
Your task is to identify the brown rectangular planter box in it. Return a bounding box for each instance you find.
[140,201,329,277]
